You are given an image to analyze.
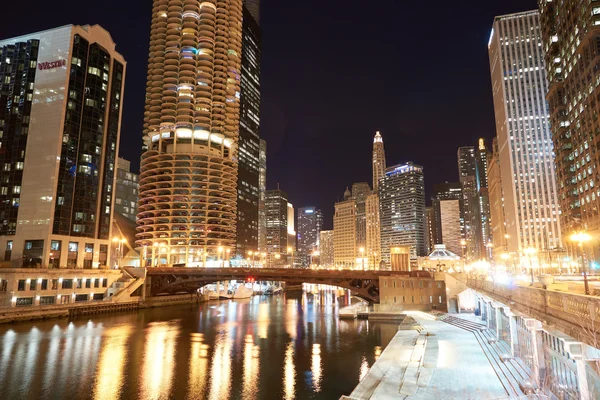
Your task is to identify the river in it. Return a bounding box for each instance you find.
[0,289,399,399]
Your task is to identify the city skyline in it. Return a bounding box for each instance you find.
[1,0,537,229]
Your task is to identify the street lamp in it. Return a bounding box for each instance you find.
[570,231,592,295]
[524,247,537,284]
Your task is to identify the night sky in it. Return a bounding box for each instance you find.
[2,0,537,229]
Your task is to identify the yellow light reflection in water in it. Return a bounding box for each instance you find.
[283,341,295,400]
[257,303,269,339]
[188,332,209,399]
[374,346,382,361]
[93,325,132,400]
[141,322,179,400]
[359,355,369,381]
[285,300,297,340]
[208,330,232,400]
[311,344,322,392]
[242,334,260,399]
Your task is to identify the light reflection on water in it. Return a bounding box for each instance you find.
[0,290,398,399]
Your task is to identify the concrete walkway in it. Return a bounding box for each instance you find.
[345,312,509,400]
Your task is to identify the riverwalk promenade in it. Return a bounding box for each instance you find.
[343,311,517,400]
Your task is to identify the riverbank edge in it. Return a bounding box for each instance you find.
[0,294,202,324]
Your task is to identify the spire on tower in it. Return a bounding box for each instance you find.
[374,131,383,143]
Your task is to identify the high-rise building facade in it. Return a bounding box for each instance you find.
[352,182,371,250]
[365,193,381,269]
[265,189,287,266]
[476,139,492,256]
[372,131,386,192]
[297,207,322,267]
[115,158,139,222]
[539,1,600,237]
[379,162,427,264]
[489,10,563,255]
[235,4,262,256]
[257,139,267,251]
[137,0,243,266]
[432,182,463,255]
[287,202,296,256]
[488,138,508,261]
[425,207,435,254]
[319,230,334,267]
[334,188,357,269]
[457,146,482,259]
[0,25,125,268]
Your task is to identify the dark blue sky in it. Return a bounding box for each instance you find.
[2,0,537,229]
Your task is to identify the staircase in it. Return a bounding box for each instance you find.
[437,314,537,398]
[105,269,145,303]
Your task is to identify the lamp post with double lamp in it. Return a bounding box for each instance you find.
[524,247,537,284]
[287,246,294,268]
[217,246,224,268]
[112,237,127,269]
[570,231,592,295]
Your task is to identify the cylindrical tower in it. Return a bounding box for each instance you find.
[137,0,243,267]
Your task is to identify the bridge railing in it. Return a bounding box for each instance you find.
[462,276,600,346]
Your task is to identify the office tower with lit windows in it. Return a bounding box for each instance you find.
[372,131,386,192]
[297,207,322,267]
[115,158,139,222]
[334,187,357,269]
[235,3,262,257]
[319,230,334,267]
[379,162,427,264]
[539,1,600,237]
[257,139,267,251]
[352,182,371,250]
[365,193,381,269]
[489,10,563,255]
[476,139,492,256]
[488,137,508,261]
[0,25,125,268]
[432,182,463,255]
[425,207,435,253]
[287,202,295,258]
[265,189,288,266]
[137,0,243,266]
[457,146,482,259]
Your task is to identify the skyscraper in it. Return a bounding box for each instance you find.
[352,182,371,250]
[235,3,262,256]
[297,207,323,267]
[379,162,427,264]
[365,193,381,269]
[334,188,357,269]
[476,139,492,257]
[319,230,334,267]
[432,182,463,255]
[489,10,563,255]
[287,202,296,257]
[539,1,599,237]
[115,158,139,223]
[137,0,243,266]
[372,131,386,192]
[457,146,482,259]
[257,139,267,251]
[425,207,435,254]
[0,25,125,268]
[265,189,288,266]
[488,138,507,261]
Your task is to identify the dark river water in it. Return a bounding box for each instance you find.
[0,289,399,399]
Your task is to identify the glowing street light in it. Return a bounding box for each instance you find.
[570,231,592,295]
[524,247,537,284]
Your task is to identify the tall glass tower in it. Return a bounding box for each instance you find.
[137,0,244,266]
[488,10,563,256]
[372,131,386,192]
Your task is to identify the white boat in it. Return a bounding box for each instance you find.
[273,287,283,294]
[233,285,253,299]
[201,291,219,301]
[219,290,233,300]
